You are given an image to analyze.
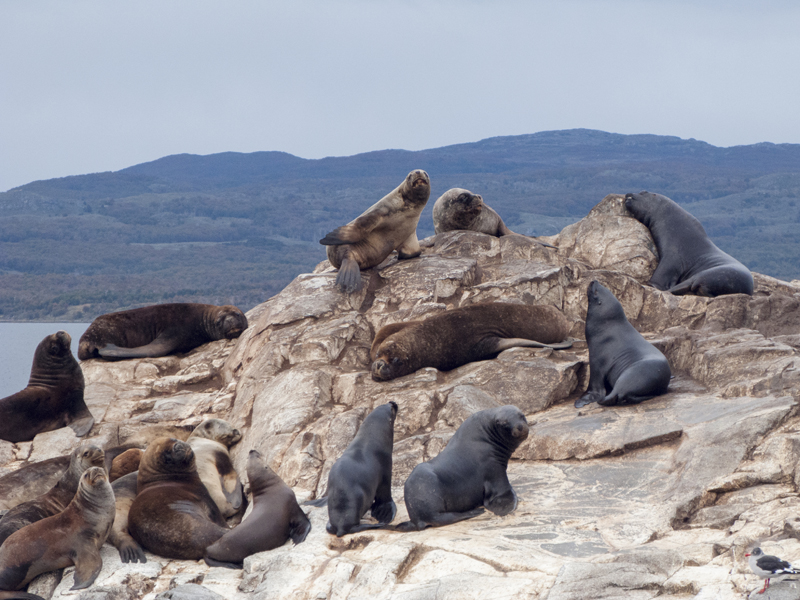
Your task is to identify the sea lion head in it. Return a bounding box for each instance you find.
[439,188,484,230]
[401,169,431,205]
[624,191,665,226]
[34,330,73,363]
[76,465,115,507]
[140,437,196,480]
[371,340,412,381]
[487,405,529,452]
[586,280,626,322]
[189,418,242,447]
[210,305,248,340]
[246,449,285,494]
[74,444,106,473]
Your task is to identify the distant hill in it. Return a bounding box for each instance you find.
[1,129,799,321]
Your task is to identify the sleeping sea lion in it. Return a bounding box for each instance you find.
[0,444,104,546]
[204,450,311,568]
[0,467,115,598]
[78,303,248,360]
[433,188,515,236]
[370,303,572,381]
[0,331,93,443]
[187,419,244,518]
[575,280,671,408]
[320,170,431,293]
[624,191,754,297]
[128,438,228,560]
[398,405,528,531]
[308,402,398,536]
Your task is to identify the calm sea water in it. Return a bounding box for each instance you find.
[0,323,90,398]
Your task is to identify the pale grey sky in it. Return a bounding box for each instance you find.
[1,0,799,192]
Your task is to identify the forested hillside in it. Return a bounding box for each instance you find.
[1,129,799,320]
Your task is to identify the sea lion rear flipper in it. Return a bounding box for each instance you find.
[320,212,383,246]
[423,507,485,528]
[97,335,179,359]
[203,556,244,570]
[303,496,328,507]
[575,391,603,408]
[70,545,103,590]
[494,337,574,353]
[335,258,364,293]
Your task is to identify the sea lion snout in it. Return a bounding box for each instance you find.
[84,466,107,486]
[512,420,530,440]
[371,358,393,381]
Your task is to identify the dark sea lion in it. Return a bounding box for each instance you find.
[370,303,573,381]
[398,405,528,531]
[320,170,431,293]
[108,472,146,563]
[78,303,248,361]
[433,188,515,236]
[0,467,115,598]
[624,191,754,297]
[187,419,244,519]
[204,450,311,569]
[128,437,228,560]
[0,331,92,443]
[308,402,397,536]
[0,444,104,546]
[575,280,671,408]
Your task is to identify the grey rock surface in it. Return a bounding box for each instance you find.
[3,193,800,599]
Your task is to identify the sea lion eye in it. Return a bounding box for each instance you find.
[390,357,402,366]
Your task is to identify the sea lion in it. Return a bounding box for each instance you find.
[78,303,248,360]
[0,467,115,598]
[320,170,431,293]
[0,444,104,546]
[128,437,228,560]
[108,448,143,482]
[370,303,573,381]
[204,450,311,568]
[308,402,398,536]
[0,331,92,443]
[575,280,671,408]
[0,457,70,512]
[433,188,515,236]
[624,191,754,297]
[108,472,146,563]
[398,405,528,531]
[187,419,245,519]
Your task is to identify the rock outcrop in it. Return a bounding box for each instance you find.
[2,194,800,599]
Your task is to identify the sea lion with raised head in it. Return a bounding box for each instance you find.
[0,467,115,599]
[127,437,228,560]
[0,444,104,546]
[187,419,245,519]
[575,280,671,408]
[308,402,397,536]
[398,405,528,531]
[78,303,248,361]
[0,331,93,443]
[370,303,573,381]
[204,450,311,568]
[624,191,754,297]
[320,170,431,293]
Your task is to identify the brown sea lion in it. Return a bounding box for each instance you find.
[433,188,515,236]
[127,438,228,560]
[108,448,143,482]
[370,303,573,381]
[0,331,93,443]
[398,405,528,531]
[204,449,311,568]
[0,457,70,512]
[0,444,104,546]
[624,191,754,296]
[320,170,431,293]
[78,303,248,361]
[187,419,244,519]
[0,467,115,598]
[108,472,146,563]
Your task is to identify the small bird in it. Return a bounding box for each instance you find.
[746,547,800,594]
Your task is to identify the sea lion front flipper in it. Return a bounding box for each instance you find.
[97,335,179,359]
[396,231,421,259]
[117,535,147,564]
[370,499,397,525]
[493,337,574,353]
[483,479,518,516]
[221,472,244,512]
[288,507,312,545]
[67,397,94,437]
[70,544,103,590]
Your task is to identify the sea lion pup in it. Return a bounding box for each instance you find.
[187,419,245,518]
[0,467,115,598]
[308,402,398,536]
[398,405,528,531]
[204,450,311,569]
[108,472,146,563]
[0,444,104,546]
[78,302,248,360]
[433,188,515,236]
[575,281,671,408]
[370,303,573,381]
[0,331,93,443]
[624,191,754,297]
[128,437,228,560]
[320,170,431,293]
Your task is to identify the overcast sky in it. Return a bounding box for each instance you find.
[1,0,799,192]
